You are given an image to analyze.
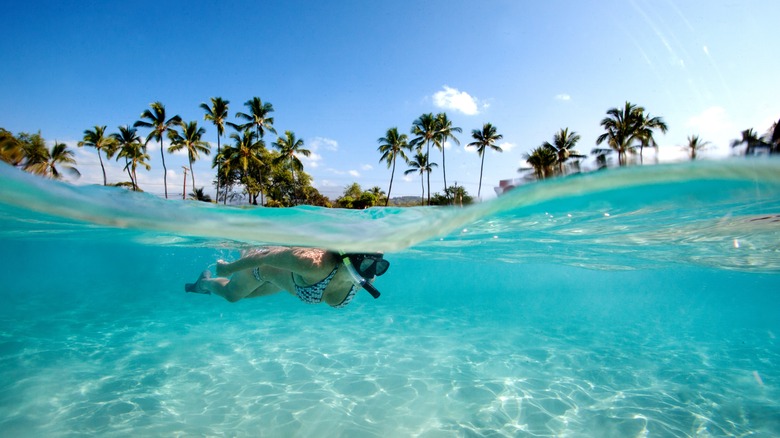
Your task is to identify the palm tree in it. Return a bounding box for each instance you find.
[78,125,117,185]
[235,97,276,140]
[234,97,275,204]
[189,187,212,202]
[377,127,411,206]
[524,146,557,179]
[634,111,668,164]
[770,119,780,153]
[134,102,181,198]
[730,128,767,156]
[0,128,24,165]
[272,131,310,205]
[404,152,437,206]
[111,125,148,190]
[543,128,583,175]
[167,121,210,191]
[596,102,640,166]
[367,186,386,203]
[596,101,667,166]
[410,113,438,204]
[467,123,503,198]
[683,135,711,160]
[434,113,461,202]
[26,141,79,179]
[17,132,49,173]
[201,97,230,203]
[223,130,265,205]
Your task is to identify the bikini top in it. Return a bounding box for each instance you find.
[293,265,357,308]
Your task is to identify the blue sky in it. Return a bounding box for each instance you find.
[2,0,778,200]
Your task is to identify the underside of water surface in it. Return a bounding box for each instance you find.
[0,160,779,436]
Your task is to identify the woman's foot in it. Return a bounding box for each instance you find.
[185,270,212,294]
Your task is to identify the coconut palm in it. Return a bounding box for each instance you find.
[634,111,668,164]
[235,97,276,140]
[134,102,182,198]
[730,128,767,156]
[78,125,117,185]
[404,152,437,206]
[25,141,80,179]
[434,113,461,201]
[367,186,386,203]
[0,128,24,165]
[272,131,310,205]
[201,97,230,202]
[189,187,212,202]
[524,146,557,179]
[770,119,780,153]
[410,113,438,204]
[167,121,210,191]
[233,98,275,204]
[543,128,583,175]
[467,123,503,198]
[682,135,711,160]
[596,102,640,166]
[16,132,49,173]
[223,130,265,205]
[111,125,148,191]
[377,127,411,206]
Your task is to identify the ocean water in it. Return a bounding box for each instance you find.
[0,160,779,437]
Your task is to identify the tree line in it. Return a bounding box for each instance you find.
[2,99,778,207]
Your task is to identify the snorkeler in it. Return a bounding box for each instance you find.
[185,247,388,308]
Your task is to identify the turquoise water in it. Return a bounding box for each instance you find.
[1,161,779,437]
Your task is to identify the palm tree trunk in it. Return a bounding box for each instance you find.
[98,151,107,186]
[215,135,221,204]
[426,168,431,206]
[426,140,431,205]
[291,163,297,206]
[442,147,448,204]
[132,166,139,191]
[385,157,395,207]
[478,153,485,199]
[124,157,134,187]
[189,156,196,192]
[420,176,424,206]
[160,138,168,198]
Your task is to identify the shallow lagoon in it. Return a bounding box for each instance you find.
[1,161,779,436]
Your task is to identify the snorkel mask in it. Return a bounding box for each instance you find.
[341,253,389,299]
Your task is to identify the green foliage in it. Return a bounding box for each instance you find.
[335,182,378,209]
[429,183,473,206]
[1,130,79,179]
[189,187,212,202]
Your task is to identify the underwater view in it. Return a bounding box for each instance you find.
[1,160,779,436]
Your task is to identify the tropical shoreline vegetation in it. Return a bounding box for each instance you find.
[2,99,779,208]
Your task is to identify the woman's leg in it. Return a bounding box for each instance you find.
[197,266,294,303]
[197,270,264,303]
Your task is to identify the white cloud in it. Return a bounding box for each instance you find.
[300,136,337,169]
[432,86,483,115]
[498,141,516,152]
[309,137,339,152]
[360,164,373,171]
[555,94,571,101]
[685,106,736,157]
[348,170,360,177]
[299,152,322,168]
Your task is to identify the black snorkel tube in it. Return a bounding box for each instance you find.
[341,253,381,299]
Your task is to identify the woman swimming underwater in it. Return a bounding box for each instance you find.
[186,247,389,308]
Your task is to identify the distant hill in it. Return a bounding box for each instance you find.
[388,196,422,206]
